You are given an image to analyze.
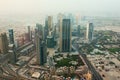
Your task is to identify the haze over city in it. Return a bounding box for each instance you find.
[0,0,120,80]
[0,0,120,17]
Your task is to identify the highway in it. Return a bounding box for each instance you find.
[72,35,103,80]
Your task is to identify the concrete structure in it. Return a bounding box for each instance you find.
[59,19,71,52]
[32,72,40,79]
[8,29,14,44]
[0,33,8,54]
[86,23,94,41]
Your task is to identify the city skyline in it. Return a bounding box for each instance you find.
[0,1,120,80]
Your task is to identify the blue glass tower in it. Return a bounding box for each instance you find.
[8,29,14,44]
[60,19,71,52]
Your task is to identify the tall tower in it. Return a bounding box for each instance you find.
[44,20,49,40]
[58,13,63,52]
[28,26,32,41]
[77,25,81,37]
[48,16,53,31]
[0,33,8,54]
[36,24,43,38]
[8,29,14,44]
[36,36,47,65]
[86,23,94,41]
[60,19,71,52]
[35,24,47,65]
[8,44,17,64]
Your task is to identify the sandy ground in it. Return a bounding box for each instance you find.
[95,26,120,32]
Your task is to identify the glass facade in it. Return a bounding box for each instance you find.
[9,29,14,44]
[62,19,71,52]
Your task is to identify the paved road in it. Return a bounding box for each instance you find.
[72,35,103,80]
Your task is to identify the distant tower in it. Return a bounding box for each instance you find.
[86,23,94,41]
[28,26,32,41]
[44,20,49,40]
[57,13,63,32]
[60,19,71,52]
[0,33,8,54]
[8,29,14,44]
[8,44,17,64]
[77,25,81,37]
[48,16,53,31]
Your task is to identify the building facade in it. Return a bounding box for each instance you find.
[8,29,14,44]
[35,24,47,65]
[86,23,94,41]
[60,19,71,52]
[0,33,8,54]
[28,26,32,41]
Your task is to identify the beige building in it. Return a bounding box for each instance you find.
[0,33,8,54]
[48,16,53,31]
[58,13,63,52]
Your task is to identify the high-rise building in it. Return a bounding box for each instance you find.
[24,33,29,43]
[28,26,32,41]
[77,25,81,37]
[36,37,47,65]
[35,24,43,39]
[8,44,17,64]
[86,23,94,41]
[35,24,47,65]
[48,16,53,31]
[47,35,55,48]
[57,13,63,32]
[44,20,49,40]
[8,29,14,44]
[60,19,71,52]
[0,33,8,54]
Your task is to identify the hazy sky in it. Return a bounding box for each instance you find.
[0,0,120,16]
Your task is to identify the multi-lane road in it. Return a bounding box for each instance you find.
[72,35,103,80]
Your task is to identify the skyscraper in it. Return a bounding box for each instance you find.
[35,24,43,39]
[35,24,47,65]
[0,33,8,54]
[8,29,14,44]
[48,16,53,31]
[28,26,32,41]
[44,20,49,40]
[86,23,94,41]
[36,36,47,65]
[60,19,71,52]
[77,25,81,37]
[47,35,55,48]
[8,44,17,64]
